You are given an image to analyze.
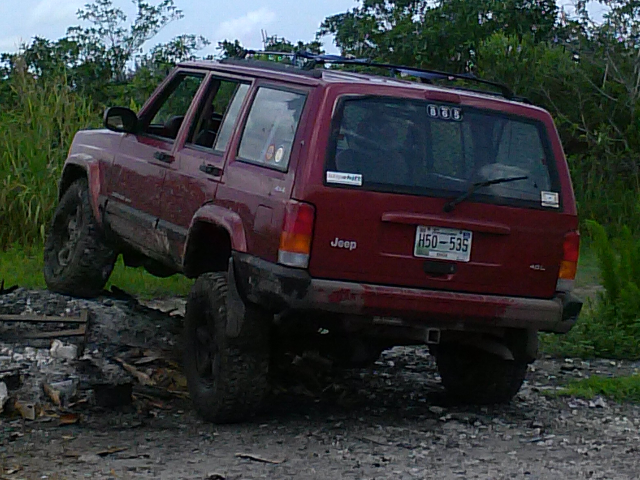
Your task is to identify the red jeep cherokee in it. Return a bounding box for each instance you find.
[44,52,582,423]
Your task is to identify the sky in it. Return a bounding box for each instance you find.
[0,0,608,56]
[0,0,358,55]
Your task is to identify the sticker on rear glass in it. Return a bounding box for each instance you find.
[275,146,284,163]
[265,144,275,161]
[327,171,363,186]
[428,104,463,122]
[541,191,559,208]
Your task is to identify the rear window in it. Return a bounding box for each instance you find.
[326,96,561,209]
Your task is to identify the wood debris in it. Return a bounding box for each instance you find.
[235,453,285,464]
[115,358,155,386]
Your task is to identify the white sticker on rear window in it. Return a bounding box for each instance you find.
[326,171,363,186]
[541,191,559,208]
[427,104,463,122]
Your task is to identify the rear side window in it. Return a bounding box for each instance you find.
[327,97,560,209]
[237,87,306,170]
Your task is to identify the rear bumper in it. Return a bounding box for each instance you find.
[232,253,582,333]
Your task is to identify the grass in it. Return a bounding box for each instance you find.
[540,229,640,361]
[0,71,97,249]
[556,374,640,403]
[575,243,599,290]
[0,244,192,299]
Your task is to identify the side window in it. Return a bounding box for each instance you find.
[143,73,205,140]
[214,84,249,152]
[188,80,249,151]
[237,87,306,170]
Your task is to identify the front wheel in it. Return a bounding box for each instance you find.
[183,272,271,423]
[433,343,528,405]
[43,178,116,298]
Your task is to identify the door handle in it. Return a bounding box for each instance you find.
[154,151,174,163]
[199,164,223,177]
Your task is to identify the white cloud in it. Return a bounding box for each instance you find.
[29,0,83,27]
[216,8,276,42]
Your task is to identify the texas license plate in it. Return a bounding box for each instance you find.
[414,226,472,262]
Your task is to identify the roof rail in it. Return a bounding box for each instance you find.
[238,50,515,100]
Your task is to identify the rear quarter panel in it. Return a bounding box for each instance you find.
[214,81,322,262]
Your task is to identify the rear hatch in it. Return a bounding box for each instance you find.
[305,93,576,299]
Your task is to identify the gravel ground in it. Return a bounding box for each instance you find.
[1,288,639,480]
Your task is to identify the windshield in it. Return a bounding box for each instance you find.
[326,96,561,209]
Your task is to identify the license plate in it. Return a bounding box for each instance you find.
[414,226,472,262]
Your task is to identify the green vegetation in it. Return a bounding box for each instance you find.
[557,374,640,404]
[0,72,96,247]
[541,221,640,360]
[0,245,192,299]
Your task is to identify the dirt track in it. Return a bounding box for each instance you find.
[1,289,639,479]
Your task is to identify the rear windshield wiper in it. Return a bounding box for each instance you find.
[443,176,529,213]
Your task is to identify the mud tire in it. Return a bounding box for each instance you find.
[43,178,116,298]
[434,344,528,405]
[184,272,270,423]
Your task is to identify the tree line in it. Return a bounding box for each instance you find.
[1,0,639,242]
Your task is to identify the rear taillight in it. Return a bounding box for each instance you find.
[278,201,315,268]
[557,231,580,291]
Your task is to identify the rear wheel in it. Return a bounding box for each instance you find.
[184,272,271,423]
[433,343,528,404]
[43,178,116,298]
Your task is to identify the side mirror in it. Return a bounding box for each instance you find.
[104,106,138,134]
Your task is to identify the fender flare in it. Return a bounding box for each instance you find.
[59,154,103,224]
[184,204,248,258]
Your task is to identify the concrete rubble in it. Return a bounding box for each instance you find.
[0,288,187,422]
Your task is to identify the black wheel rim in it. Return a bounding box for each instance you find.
[57,205,82,268]
[48,198,84,275]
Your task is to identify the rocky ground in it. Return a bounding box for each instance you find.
[0,288,639,480]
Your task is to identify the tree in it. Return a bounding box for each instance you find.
[68,0,184,82]
[1,0,209,107]
[216,36,324,60]
[318,0,560,71]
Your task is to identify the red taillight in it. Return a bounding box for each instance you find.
[278,201,315,268]
[559,231,580,281]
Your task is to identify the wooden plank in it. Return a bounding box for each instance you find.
[22,326,86,339]
[0,312,87,324]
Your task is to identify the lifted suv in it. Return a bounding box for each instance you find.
[44,52,583,422]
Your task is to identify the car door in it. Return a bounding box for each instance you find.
[105,70,206,259]
[159,75,252,264]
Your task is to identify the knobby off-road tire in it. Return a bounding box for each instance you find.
[43,178,116,298]
[434,344,528,405]
[184,272,271,423]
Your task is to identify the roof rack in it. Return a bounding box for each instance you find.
[239,50,516,100]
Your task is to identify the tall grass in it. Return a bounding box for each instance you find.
[569,154,640,235]
[0,70,97,249]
